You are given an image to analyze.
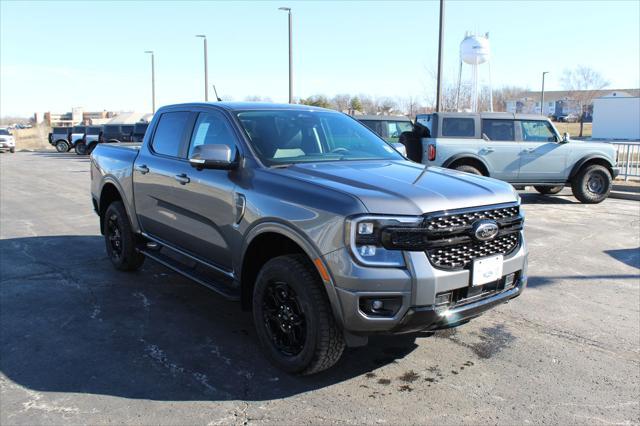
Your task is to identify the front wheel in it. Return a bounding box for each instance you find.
[55,141,69,152]
[75,142,87,155]
[103,201,145,271]
[9,147,15,153]
[253,255,345,375]
[571,164,612,204]
[534,185,563,195]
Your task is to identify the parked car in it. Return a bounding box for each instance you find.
[131,122,149,142]
[357,115,413,143]
[0,127,16,153]
[69,125,87,150]
[75,126,103,155]
[49,127,73,152]
[557,113,579,123]
[101,124,135,143]
[91,102,528,375]
[402,112,618,203]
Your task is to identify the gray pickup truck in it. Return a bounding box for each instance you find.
[400,112,618,203]
[90,102,528,375]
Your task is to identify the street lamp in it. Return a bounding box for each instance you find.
[278,7,293,103]
[541,71,549,116]
[435,0,445,112]
[144,51,155,113]
[195,35,209,102]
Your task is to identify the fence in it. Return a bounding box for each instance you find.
[613,142,640,180]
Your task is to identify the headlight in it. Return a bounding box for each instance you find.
[345,215,423,267]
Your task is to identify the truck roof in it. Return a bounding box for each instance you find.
[432,111,548,120]
[355,115,412,121]
[159,102,335,113]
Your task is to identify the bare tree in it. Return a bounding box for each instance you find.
[492,86,528,112]
[561,66,609,137]
[244,95,273,102]
[331,94,351,112]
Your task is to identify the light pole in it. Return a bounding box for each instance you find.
[144,51,156,113]
[541,71,549,116]
[278,7,293,103]
[435,0,445,112]
[196,35,209,102]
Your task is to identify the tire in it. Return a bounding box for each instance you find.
[534,185,563,195]
[75,142,87,155]
[571,164,612,204]
[9,147,15,153]
[103,201,145,271]
[55,141,69,152]
[252,254,345,375]
[454,164,483,176]
[87,142,97,155]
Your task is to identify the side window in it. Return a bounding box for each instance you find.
[386,121,413,141]
[519,120,557,142]
[482,119,515,141]
[441,118,475,137]
[359,120,384,138]
[188,111,238,158]
[151,111,191,157]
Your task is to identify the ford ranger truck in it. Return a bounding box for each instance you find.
[90,103,528,375]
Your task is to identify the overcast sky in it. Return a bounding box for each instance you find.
[1,0,639,116]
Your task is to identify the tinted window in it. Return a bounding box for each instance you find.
[103,125,120,134]
[519,120,557,142]
[121,125,134,134]
[87,127,101,135]
[359,120,384,138]
[133,123,148,134]
[236,110,402,166]
[72,126,86,133]
[482,119,515,141]
[0,129,10,135]
[53,127,66,133]
[151,112,190,157]
[188,111,237,158]
[441,118,475,137]
[386,121,413,141]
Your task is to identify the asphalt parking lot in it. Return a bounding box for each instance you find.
[1,152,639,425]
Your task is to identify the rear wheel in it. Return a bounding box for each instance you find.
[571,164,612,204]
[253,255,345,375]
[9,147,15,153]
[55,141,69,152]
[534,185,563,195]
[103,201,145,271]
[75,142,87,155]
[454,164,483,176]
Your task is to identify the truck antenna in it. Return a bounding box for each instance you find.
[212,85,222,102]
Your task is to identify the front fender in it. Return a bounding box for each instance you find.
[569,155,615,180]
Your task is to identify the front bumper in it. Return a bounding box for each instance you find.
[324,231,528,334]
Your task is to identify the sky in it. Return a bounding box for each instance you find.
[1,0,639,116]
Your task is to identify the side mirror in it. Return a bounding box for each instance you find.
[390,142,407,157]
[562,132,570,143]
[189,144,237,170]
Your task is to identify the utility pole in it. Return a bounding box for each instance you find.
[541,71,549,116]
[279,7,293,103]
[196,35,209,101]
[144,51,155,113]
[435,0,445,112]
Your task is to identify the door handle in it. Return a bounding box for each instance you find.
[483,147,494,153]
[174,173,190,185]
[135,164,149,174]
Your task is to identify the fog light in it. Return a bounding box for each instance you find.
[505,273,516,289]
[359,296,402,317]
[357,222,374,235]
[359,245,377,256]
[435,292,451,306]
[371,300,384,310]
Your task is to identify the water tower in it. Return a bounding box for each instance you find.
[456,32,493,112]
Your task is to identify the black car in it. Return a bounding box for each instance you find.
[101,124,135,143]
[131,122,149,142]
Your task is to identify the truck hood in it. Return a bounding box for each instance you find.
[274,160,518,215]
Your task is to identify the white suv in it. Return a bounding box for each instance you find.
[0,127,16,153]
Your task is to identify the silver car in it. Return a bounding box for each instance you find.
[405,112,618,203]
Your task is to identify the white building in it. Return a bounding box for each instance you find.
[592,92,640,140]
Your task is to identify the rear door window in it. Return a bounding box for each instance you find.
[441,118,475,137]
[151,112,191,157]
[482,119,515,141]
[72,126,86,133]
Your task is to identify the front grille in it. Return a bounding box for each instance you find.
[427,233,520,270]
[423,204,523,270]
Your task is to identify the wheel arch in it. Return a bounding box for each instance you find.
[239,222,344,325]
[569,155,615,181]
[442,154,491,176]
[98,178,138,235]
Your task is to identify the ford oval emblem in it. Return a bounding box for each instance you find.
[473,220,499,241]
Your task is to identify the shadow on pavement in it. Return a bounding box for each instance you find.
[30,152,90,160]
[519,193,579,205]
[0,235,419,402]
[604,248,640,269]
[527,274,640,288]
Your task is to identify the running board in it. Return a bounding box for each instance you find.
[140,249,240,301]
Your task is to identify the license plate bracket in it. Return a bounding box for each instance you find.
[472,255,504,286]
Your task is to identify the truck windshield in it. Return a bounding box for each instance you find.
[0,129,11,135]
[235,110,403,166]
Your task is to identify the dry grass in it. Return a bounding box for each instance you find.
[553,122,592,139]
[12,127,54,151]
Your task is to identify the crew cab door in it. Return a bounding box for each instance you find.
[516,119,569,181]
[478,119,521,181]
